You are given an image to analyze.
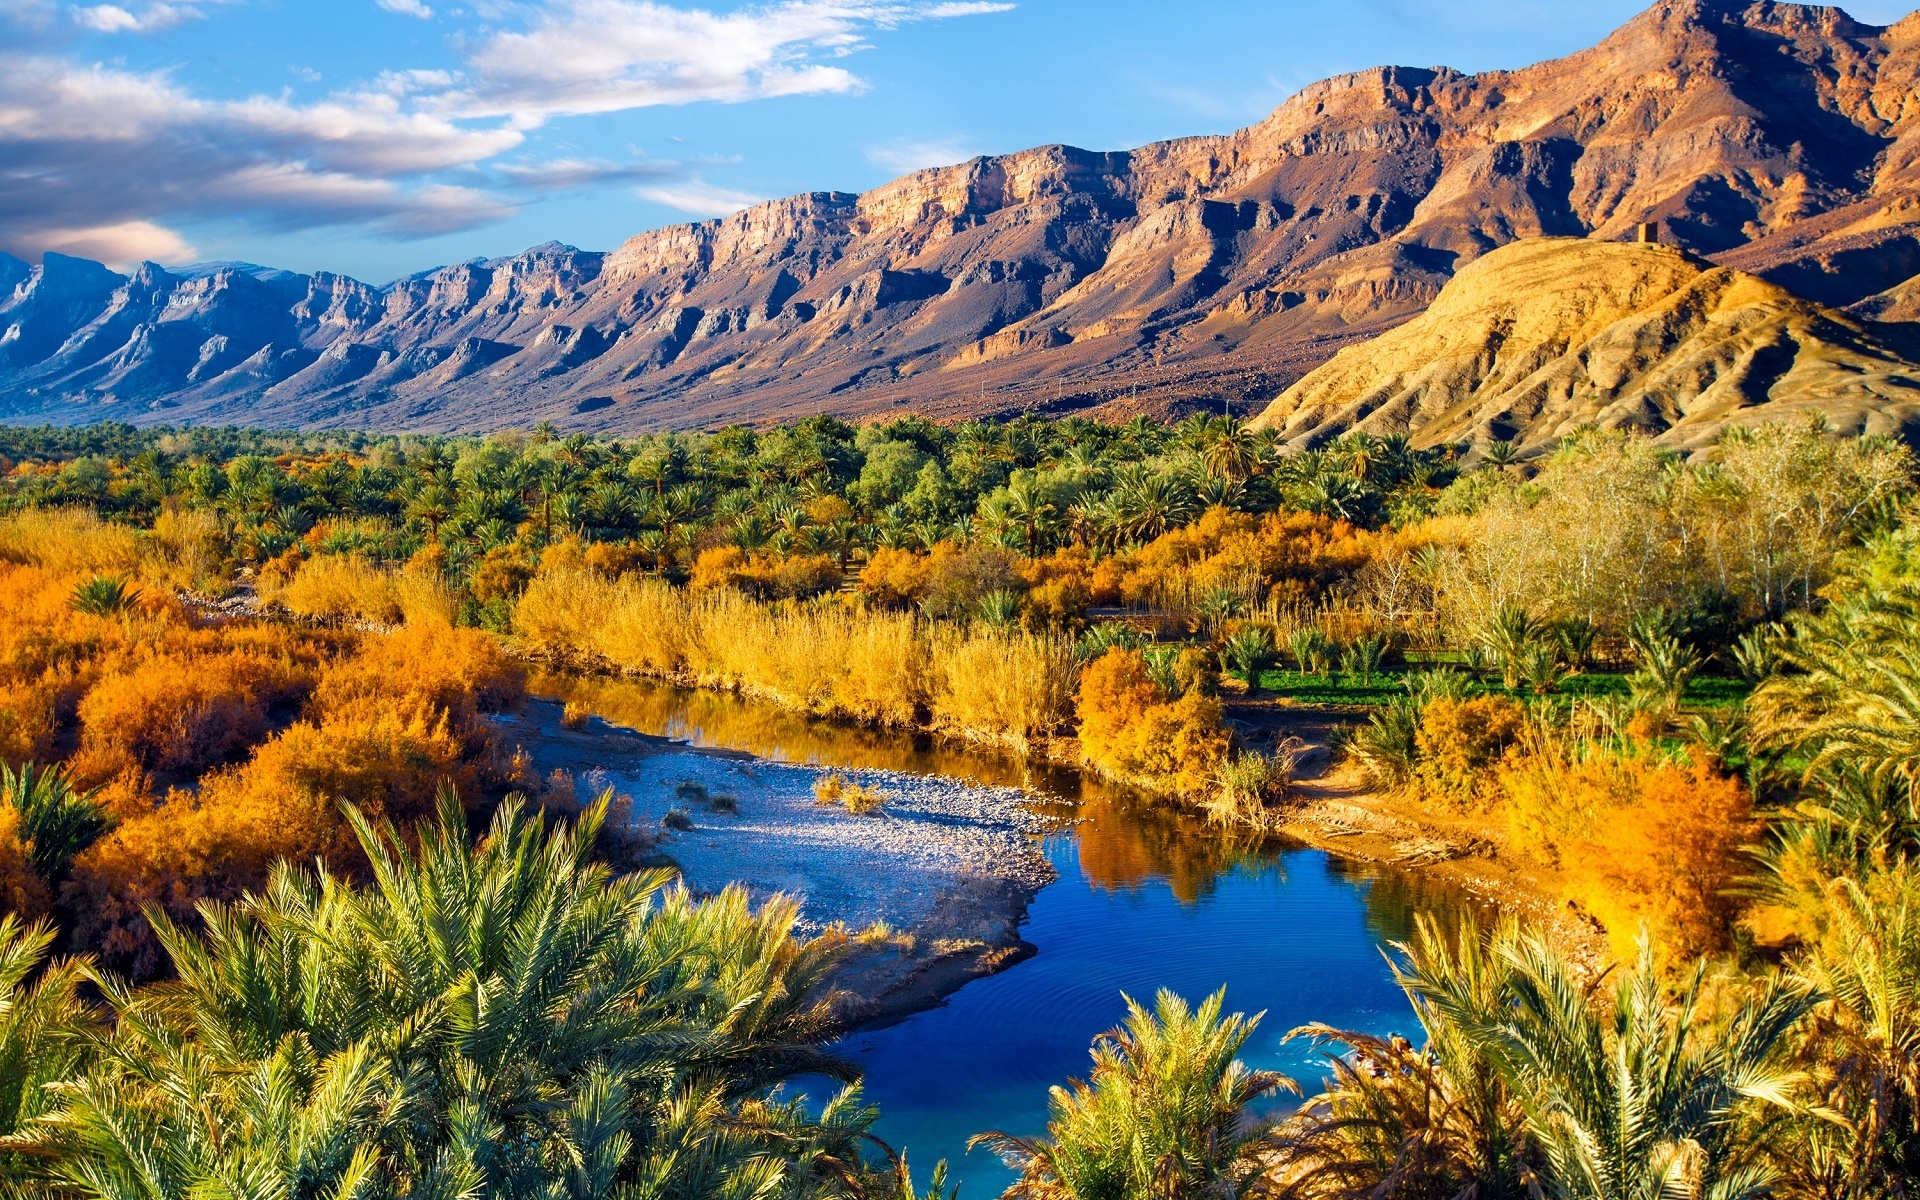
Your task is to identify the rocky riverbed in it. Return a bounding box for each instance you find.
[493,696,1059,1026]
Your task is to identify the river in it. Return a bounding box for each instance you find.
[530,670,1488,1196]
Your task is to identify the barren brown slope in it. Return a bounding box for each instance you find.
[9,0,1920,431]
[1249,238,1920,451]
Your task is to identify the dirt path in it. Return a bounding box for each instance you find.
[1226,694,1611,970]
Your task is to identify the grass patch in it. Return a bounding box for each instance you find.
[1254,667,1752,709]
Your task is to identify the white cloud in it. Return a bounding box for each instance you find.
[449,1,1013,122]
[71,1,221,33]
[0,0,1015,263]
[865,135,974,174]
[499,156,681,190]
[637,177,762,216]
[0,54,520,256]
[24,219,194,266]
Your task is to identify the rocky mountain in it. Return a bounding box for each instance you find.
[9,0,1920,432]
[1248,237,1920,450]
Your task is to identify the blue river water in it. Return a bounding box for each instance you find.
[838,833,1456,1196]
[532,671,1483,1198]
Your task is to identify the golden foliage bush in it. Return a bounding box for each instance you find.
[270,553,443,626]
[518,561,1070,743]
[1579,761,1753,961]
[1075,648,1231,796]
[0,805,49,919]
[691,547,841,599]
[70,698,473,977]
[1018,548,1122,620]
[469,544,535,604]
[0,507,143,574]
[0,677,61,766]
[73,650,299,778]
[1499,741,1753,960]
[64,622,519,977]
[1121,507,1376,606]
[313,622,523,735]
[858,546,934,608]
[926,626,1077,750]
[1412,695,1527,807]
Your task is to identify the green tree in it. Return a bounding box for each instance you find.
[973,989,1294,1200]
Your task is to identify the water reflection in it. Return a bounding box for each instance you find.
[535,669,1491,1196]
[530,668,1491,924]
[531,668,1260,899]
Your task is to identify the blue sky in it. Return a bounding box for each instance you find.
[2,0,1912,282]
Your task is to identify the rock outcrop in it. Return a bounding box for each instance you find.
[1249,238,1920,451]
[9,0,1920,431]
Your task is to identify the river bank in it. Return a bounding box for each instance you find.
[514,671,1612,983]
[1226,695,1610,970]
[494,693,1059,1027]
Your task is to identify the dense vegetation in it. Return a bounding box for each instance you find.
[0,413,1915,1198]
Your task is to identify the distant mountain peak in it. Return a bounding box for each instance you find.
[6,0,1920,433]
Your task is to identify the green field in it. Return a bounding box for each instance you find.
[1250,666,1752,709]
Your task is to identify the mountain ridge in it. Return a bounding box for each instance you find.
[1249,237,1920,450]
[9,0,1920,431]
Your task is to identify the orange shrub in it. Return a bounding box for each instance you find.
[469,544,535,603]
[74,649,306,778]
[1578,762,1750,961]
[0,676,62,765]
[919,543,1022,620]
[1121,507,1376,606]
[313,622,523,735]
[859,546,934,608]
[1019,549,1111,625]
[691,545,751,592]
[0,805,49,918]
[68,691,484,977]
[1075,648,1231,796]
[582,540,646,577]
[1023,576,1092,626]
[691,546,840,599]
[1496,741,1754,960]
[1413,695,1527,807]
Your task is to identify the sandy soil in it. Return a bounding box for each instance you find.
[1226,694,1611,970]
[493,697,1058,1027]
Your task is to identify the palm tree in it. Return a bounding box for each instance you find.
[1201,419,1258,483]
[1750,582,1920,808]
[1482,439,1520,469]
[1002,476,1058,560]
[1775,863,1920,1196]
[1504,937,1809,1200]
[0,915,98,1197]
[27,792,868,1200]
[974,989,1294,1200]
[1284,917,1812,1200]
[1,762,112,888]
[67,573,146,643]
[1110,472,1197,544]
[1283,915,1534,1200]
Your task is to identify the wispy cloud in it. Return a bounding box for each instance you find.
[0,53,518,263]
[499,156,682,190]
[0,0,1015,261]
[864,135,974,174]
[71,1,222,33]
[449,1,1012,122]
[637,177,763,216]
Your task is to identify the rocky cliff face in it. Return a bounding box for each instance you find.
[1249,238,1920,450]
[8,0,1920,432]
